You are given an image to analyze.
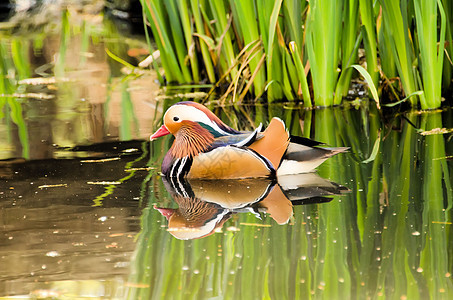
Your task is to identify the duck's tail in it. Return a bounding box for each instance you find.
[276,138,349,176]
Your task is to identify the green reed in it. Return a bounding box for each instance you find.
[414,0,446,109]
[334,0,360,102]
[441,0,453,89]
[358,0,379,89]
[226,0,266,98]
[140,0,452,108]
[139,0,191,83]
[305,0,343,106]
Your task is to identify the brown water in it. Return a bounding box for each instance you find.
[0,146,145,297]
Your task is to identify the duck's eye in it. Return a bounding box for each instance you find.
[173,116,180,122]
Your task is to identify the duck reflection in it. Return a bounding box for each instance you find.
[155,174,348,240]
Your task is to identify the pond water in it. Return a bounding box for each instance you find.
[1,7,453,300]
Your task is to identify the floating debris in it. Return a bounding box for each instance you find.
[432,156,453,161]
[38,184,67,189]
[81,157,121,163]
[18,77,71,85]
[0,92,54,100]
[432,221,452,225]
[87,181,121,185]
[109,233,124,237]
[122,148,139,153]
[105,242,118,248]
[155,92,207,101]
[45,251,60,257]
[239,223,272,227]
[125,167,156,172]
[418,127,453,136]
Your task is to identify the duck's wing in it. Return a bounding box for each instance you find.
[289,135,325,147]
[248,118,290,170]
[209,124,262,148]
[284,143,349,162]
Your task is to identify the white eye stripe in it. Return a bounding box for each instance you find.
[166,106,231,135]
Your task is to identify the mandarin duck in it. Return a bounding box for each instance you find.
[150,101,348,179]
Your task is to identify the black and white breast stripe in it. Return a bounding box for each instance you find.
[169,157,192,178]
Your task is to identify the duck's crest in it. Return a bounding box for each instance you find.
[175,102,239,135]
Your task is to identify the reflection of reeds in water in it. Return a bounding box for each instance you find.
[0,39,30,159]
[310,108,354,298]
[128,105,453,299]
[1,10,162,160]
[419,113,453,298]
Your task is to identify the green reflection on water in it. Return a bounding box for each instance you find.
[0,9,158,161]
[0,38,30,159]
[126,105,452,300]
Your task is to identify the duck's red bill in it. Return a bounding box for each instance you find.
[150,125,170,140]
[153,205,174,220]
